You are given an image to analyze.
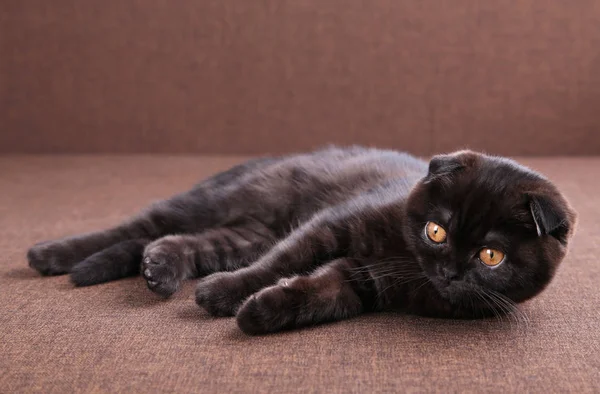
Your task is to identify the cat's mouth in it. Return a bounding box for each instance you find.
[432,277,455,293]
[431,276,477,303]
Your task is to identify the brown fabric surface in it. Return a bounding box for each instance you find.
[2,1,600,156]
[0,155,598,393]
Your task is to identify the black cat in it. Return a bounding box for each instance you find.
[27,147,577,334]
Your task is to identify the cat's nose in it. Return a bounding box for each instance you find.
[441,267,459,281]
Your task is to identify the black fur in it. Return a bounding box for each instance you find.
[27,147,577,334]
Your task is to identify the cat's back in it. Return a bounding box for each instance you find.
[242,146,428,201]
[198,146,428,224]
[209,146,426,189]
[278,146,427,184]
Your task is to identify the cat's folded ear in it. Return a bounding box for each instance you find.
[425,151,476,184]
[528,193,577,245]
[428,155,463,177]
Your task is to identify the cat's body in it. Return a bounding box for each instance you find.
[27,147,576,334]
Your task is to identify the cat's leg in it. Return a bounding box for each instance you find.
[70,239,150,286]
[140,221,276,297]
[195,188,401,317]
[27,158,277,277]
[236,258,366,335]
[26,201,195,276]
[27,230,132,276]
[195,209,357,316]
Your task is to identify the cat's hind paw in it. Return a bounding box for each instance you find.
[27,241,76,276]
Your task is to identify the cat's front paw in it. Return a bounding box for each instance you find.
[27,240,76,276]
[236,282,300,335]
[142,238,187,297]
[195,272,253,317]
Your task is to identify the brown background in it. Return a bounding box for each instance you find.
[1,3,600,392]
[2,0,600,156]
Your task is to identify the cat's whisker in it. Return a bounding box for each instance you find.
[374,275,429,304]
[377,278,429,304]
[358,255,416,265]
[346,269,424,283]
[364,274,407,283]
[475,290,503,323]
[484,291,515,328]
[369,269,423,278]
[350,264,418,273]
[468,294,476,318]
[347,268,421,282]
[370,267,421,276]
[348,264,419,274]
[347,265,397,275]
[410,276,431,295]
[487,290,530,329]
[347,264,422,279]
[383,274,428,288]
[489,293,519,327]
[479,289,526,330]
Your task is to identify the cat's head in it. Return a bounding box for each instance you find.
[404,150,577,307]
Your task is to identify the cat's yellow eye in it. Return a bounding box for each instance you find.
[479,248,505,267]
[426,222,447,243]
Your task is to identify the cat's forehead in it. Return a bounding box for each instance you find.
[429,157,540,233]
[418,152,552,231]
[456,155,542,196]
[426,151,544,197]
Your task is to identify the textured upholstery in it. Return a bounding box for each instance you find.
[1,156,598,393]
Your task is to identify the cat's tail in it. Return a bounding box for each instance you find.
[69,239,150,286]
